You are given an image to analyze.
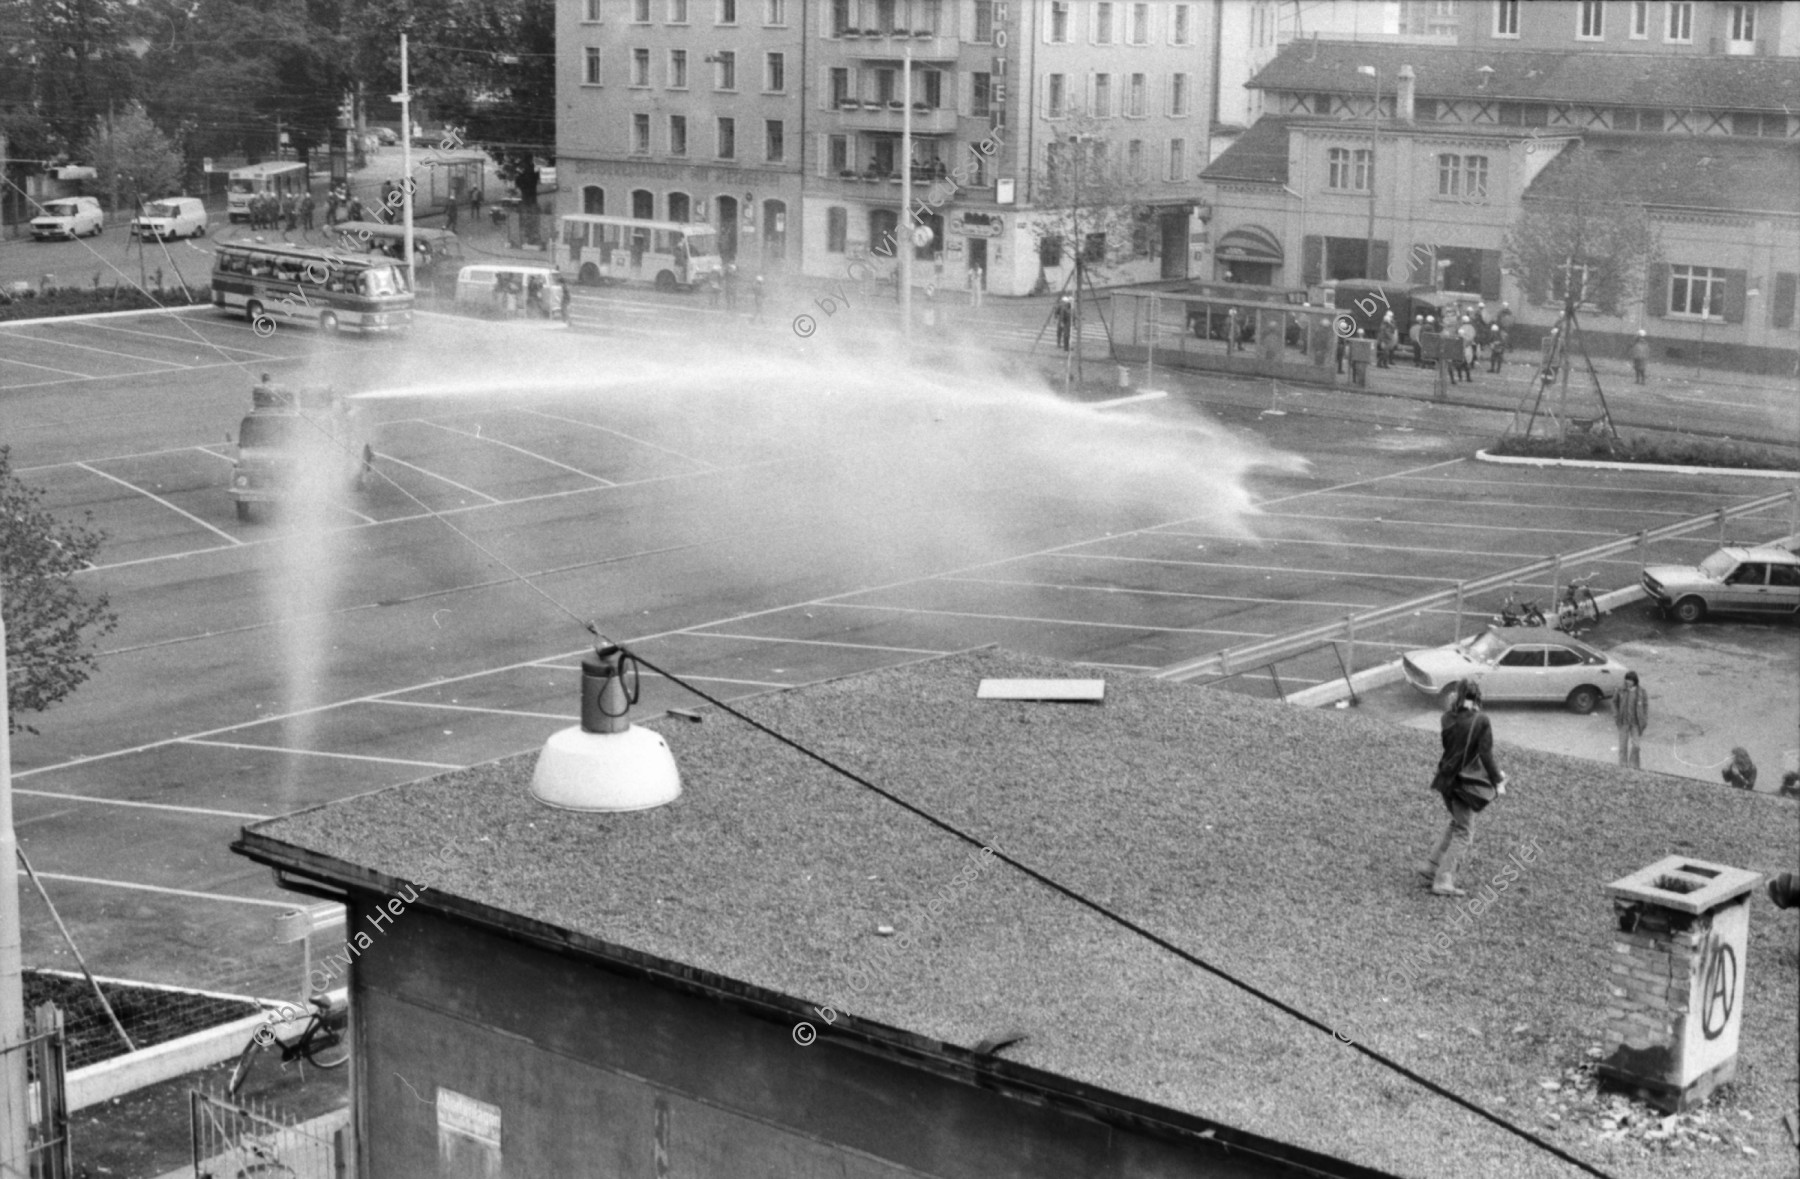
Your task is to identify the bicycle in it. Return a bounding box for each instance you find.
[227,992,350,1097]
[1555,575,1605,634]
[1494,590,1547,628]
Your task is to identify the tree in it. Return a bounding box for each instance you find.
[1,447,117,735]
[1027,111,1155,297]
[1503,145,1664,318]
[81,100,182,207]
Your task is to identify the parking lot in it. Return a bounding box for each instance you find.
[3,306,1795,1003]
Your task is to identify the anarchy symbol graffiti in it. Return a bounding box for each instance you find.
[1699,934,1737,1041]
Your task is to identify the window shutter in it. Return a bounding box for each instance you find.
[1479,250,1503,300]
[1302,234,1322,285]
[1721,268,1747,324]
[1773,272,1797,328]
[1368,239,1390,283]
[1644,263,1667,317]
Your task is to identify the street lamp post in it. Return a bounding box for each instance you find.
[1358,65,1379,281]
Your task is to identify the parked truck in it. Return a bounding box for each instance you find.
[230,377,375,522]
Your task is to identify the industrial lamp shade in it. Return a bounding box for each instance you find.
[530,648,682,812]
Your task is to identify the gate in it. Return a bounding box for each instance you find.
[190,1088,348,1179]
[0,1002,72,1179]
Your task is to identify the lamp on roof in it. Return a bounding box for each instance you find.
[530,645,681,812]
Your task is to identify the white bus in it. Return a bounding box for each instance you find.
[227,162,309,221]
[553,215,722,291]
[211,242,412,335]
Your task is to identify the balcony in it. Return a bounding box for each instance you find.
[825,166,970,197]
[832,101,958,135]
[833,28,960,61]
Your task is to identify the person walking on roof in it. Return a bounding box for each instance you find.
[1420,681,1508,897]
[1612,671,1649,769]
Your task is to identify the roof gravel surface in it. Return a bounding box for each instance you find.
[245,649,1798,1179]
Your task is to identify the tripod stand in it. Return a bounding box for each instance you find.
[1031,259,1117,392]
[1517,303,1618,444]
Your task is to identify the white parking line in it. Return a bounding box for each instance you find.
[529,664,791,689]
[677,632,950,656]
[14,788,269,821]
[938,574,1373,611]
[517,407,719,469]
[1147,529,1544,561]
[377,453,503,504]
[377,699,577,723]
[420,420,616,486]
[20,874,298,910]
[77,462,242,546]
[812,600,1274,639]
[183,738,463,771]
[1292,489,1700,517]
[0,353,93,378]
[1259,511,1626,539]
[80,318,282,359]
[1045,550,1461,583]
[0,328,191,368]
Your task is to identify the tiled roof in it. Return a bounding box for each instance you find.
[1200,116,1291,184]
[1248,40,1800,112]
[1526,135,1800,214]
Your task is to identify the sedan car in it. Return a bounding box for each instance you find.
[1402,628,1631,714]
[1641,545,1800,623]
[31,196,104,240]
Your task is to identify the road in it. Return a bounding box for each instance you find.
[1,300,1793,1015]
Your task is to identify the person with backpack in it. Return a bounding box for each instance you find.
[1420,680,1509,897]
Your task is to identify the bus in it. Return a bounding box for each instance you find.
[552,215,722,291]
[327,222,465,295]
[211,242,413,335]
[227,162,309,222]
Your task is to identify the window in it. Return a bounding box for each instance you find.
[766,52,785,92]
[877,67,896,104]
[1127,138,1144,181]
[1497,102,1549,126]
[1732,112,1786,137]
[1327,147,1372,191]
[633,113,650,153]
[1546,649,1582,668]
[973,72,992,116]
[584,47,602,85]
[669,0,689,20]
[964,141,990,186]
[669,49,688,88]
[828,134,848,173]
[632,48,651,86]
[1050,1,1069,42]
[832,0,851,34]
[1167,138,1185,180]
[1436,154,1488,199]
[1728,3,1755,42]
[584,0,601,21]
[827,207,847,252]
[632,190,654,220]
[975,1,994,41]
[1130,3,1149,44]
[1127,73,1146,117]
[1613,108,1663,132]
[582,186,605,214]
[1171,3,1191,44]
[718,0,737,23]
[670,115,688,155]
[876,0,896,32]
[1629,0,1647,38]
[1093,74,1112,118]
[765,0,786,24]
[1170,73,1189,117]
[831,67,849,106]
[765,120,784,162]
[1048,74,1067,118]
[668,193,690,222]
[715,50,736,90]
[1665,1,1692,41]
[1497,648,1543,668]
[633,0,651,20]
[717,116,735,158]
[1669,265,1725,318]
[922,69,942,108]
[1094,2,1113,44]
[1493,0,1519,37]
[1768,563,1800,589]
[917,0,942,33]
[1577,0,1603,39]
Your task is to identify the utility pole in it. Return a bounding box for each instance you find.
[1358,65,1379,280]
[396,33,416,295]
[1,594,30,1179]
[899,46,912,339]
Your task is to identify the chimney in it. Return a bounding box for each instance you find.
[1396,65,1416,124]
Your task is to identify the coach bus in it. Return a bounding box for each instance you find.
[226,161,309,222]
[211,242,413,335]
[552,214,722,291]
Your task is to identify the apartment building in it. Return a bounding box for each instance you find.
[1462,0,1800,56]
[557,1,1212,296]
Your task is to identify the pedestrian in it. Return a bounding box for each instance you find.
[1456,316,1477,382]
[1630,329,1649,385]
[1055,295,1074,351]
[751,273,766,320]
[1376,312,1397,368]
[1488,325,1508,373]
[1612,671,1649,769]
[470,187,483,223]
[348,196,365,223]
[1420,680,1508,897]
[1335,330,1349,375]
[558,277,572,324]
[282,192,297,232]
[1408,315,1426,367]
[1722,747,1757,791]
[706,269,721,309]
[723,262,738,311]
[324,189,339,227]
[445,192,459,233]
[381,181,396,210]
[1541,325,1561,381]
[1497,302,1514,332]
[300,192,315,232]
[1225,306,1241,355]
[526,274,546,318]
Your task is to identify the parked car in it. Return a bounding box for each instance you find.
[31,196,104,240]
[1402,628,1631,714]
[131,196,209,240]
[1641,544,1800,623]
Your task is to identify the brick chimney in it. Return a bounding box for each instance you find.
[1396,65,1416,123]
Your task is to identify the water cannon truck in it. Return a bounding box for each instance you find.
[230,377,375,522]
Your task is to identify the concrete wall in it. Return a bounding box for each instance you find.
[349,903,1295,1179]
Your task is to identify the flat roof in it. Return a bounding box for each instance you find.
[237,648,1798,1178]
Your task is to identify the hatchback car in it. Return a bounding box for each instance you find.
[31,196,104,240]
[1641,545,1800,623]
[1402,628,1631,713]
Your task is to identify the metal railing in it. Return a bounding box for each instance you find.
[1156,488,1800,685]
[1,1002,72,1179]
[192,1087,346,1179]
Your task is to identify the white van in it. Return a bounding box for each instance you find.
[453,264,566,317]
[133,197,209,240]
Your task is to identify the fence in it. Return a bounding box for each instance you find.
[1156,488,1800,696]
[191,1087,348,1179]
[0,1001,72,1179]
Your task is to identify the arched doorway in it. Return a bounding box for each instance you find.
[715,195,739,260]
[582,186,605,215]
[668,191,691,223]
[761,199,787,266]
